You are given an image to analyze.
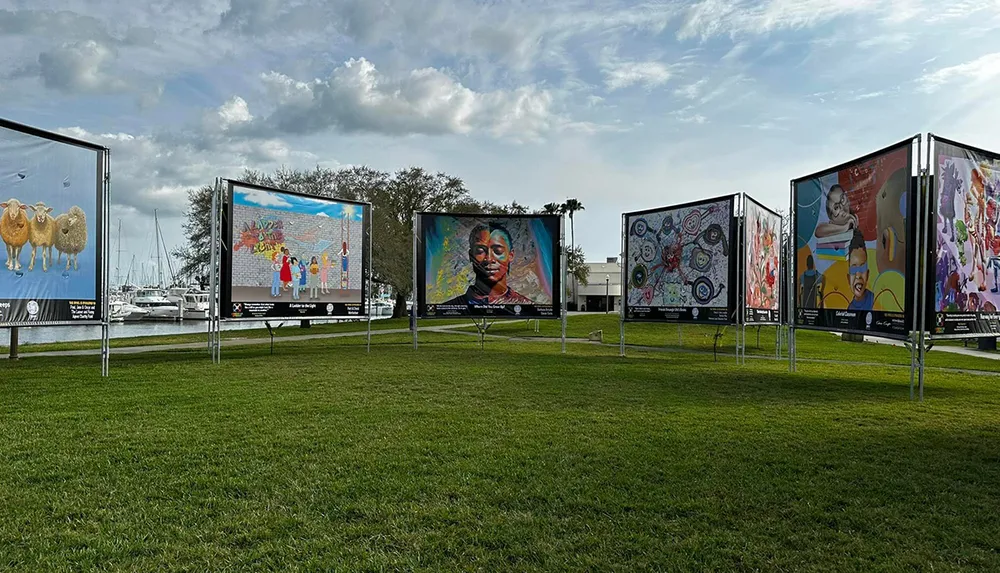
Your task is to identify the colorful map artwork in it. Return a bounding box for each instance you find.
[745,200,780,310]
[626,198,732,308]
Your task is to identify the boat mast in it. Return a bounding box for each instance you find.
[154,209,164,288]
[115,219,122,289]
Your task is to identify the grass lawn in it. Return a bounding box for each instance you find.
[1,333,999,570]
[464,315,1000,373]
[0,318,452,354]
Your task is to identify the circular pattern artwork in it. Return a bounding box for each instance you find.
[639,241,656,263]
[625,198,732,315]
[630,218,648,237]
[690,247,712,272]
[702,223,725,246]
[631,264,648,288]
[691,276,716,305]
[681,211,702,235]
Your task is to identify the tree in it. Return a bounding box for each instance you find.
[540,202,562,215]
[566,246,589,287]
[172,184,215,284]
[560,198,585,306]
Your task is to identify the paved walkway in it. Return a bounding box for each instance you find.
[4,323,998,377]
[863,335,1000,362]
[0,324,464,359]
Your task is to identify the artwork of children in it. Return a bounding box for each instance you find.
[228,184,366,313]
[794,142,912,337]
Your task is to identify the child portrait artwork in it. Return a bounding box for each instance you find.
[794,141,912,337]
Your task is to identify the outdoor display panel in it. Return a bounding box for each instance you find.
[623,195,738,323]
[793,138,915,338]
[930,136,1000,337]
[220,180,370,320]
[0,119,105,326]
[743,195,782,324]
[416,213,561,318]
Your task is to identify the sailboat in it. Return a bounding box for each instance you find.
[130,210,181,320]
[108,220,149,321]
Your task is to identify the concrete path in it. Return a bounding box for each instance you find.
[0,324,465,359]
[865,335,1000,362]
[4,323,998,377]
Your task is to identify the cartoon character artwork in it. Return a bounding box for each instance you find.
[625,197,734,321]
[339,241,349,291]
[935,141,1000,322]
[320,252,330,295]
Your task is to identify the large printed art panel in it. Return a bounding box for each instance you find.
[0,120,104,325]
[932,138,1000,337]
[794,140,913,338]
[418,213,561,318]
[223,181,369,320]
[624,196,736,323]
[744,196,781,324]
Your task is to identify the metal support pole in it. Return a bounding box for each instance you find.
[9,327,18,360]
[561,215,567,354]
[619,215,626,357]
[412,212,419,350]
[101,147,111,377]
[736,195,744,365]
[788,179,797,372]
[367,204,373,354]
[209,178,220,364]
[919,134,933,401]
[908,136,926,400]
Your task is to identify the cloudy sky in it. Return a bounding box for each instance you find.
[3,0,1000,284]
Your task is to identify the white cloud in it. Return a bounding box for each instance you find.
[599,49,675,91]
[256,58,556,140]
[671,107,708,124]
[919,52,1000,93]
[31,40,129,93]
[676,0,909,40]
[240,188,293,208]
[203,96,255,131]
[675,78,708,99]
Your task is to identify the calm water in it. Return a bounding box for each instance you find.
[0,316,389,346]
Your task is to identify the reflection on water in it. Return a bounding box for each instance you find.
[0,316,388,346]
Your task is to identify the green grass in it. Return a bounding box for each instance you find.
[1,333,999,570]
[0,318,457,354]
[464,315,1000,373]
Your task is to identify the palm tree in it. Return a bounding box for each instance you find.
[541,202,562,215]
[560,198,585,307]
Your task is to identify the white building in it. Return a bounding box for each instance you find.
[573,257,622,312]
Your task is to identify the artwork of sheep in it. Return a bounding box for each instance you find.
[28,202,56,272]
[54,205,87,271]
[1,198,30,271]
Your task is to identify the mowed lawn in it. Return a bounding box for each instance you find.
[1,332,1000,571]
